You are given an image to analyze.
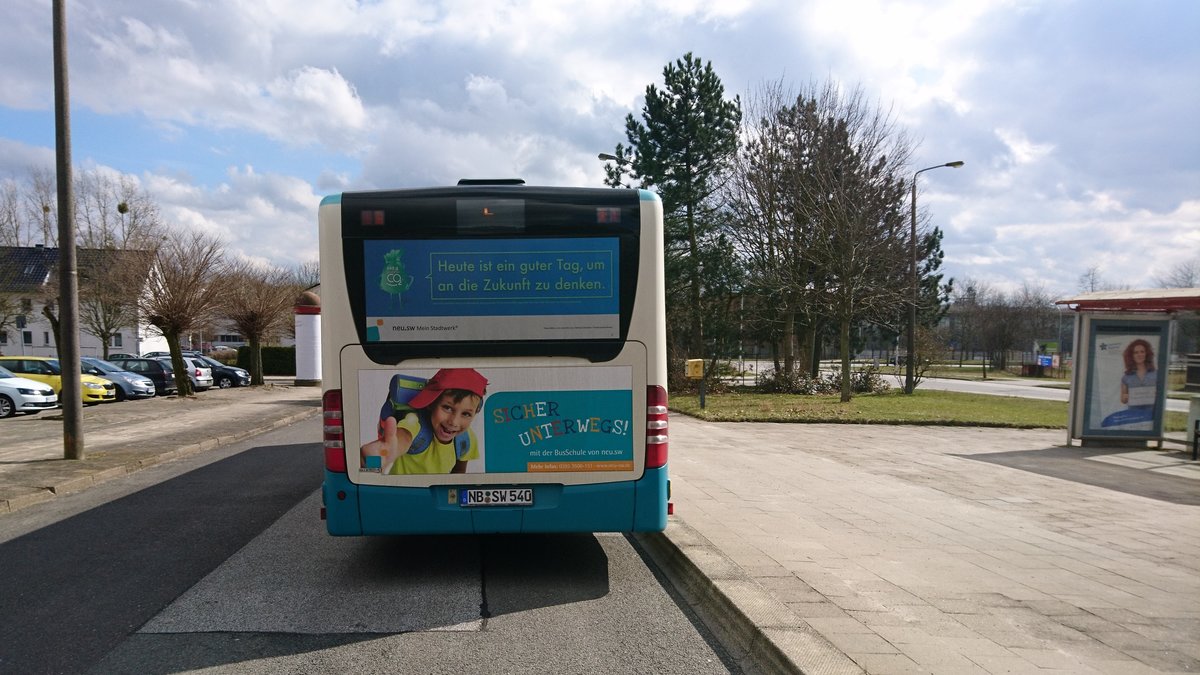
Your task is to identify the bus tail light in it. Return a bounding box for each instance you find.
[323,389,347,473]
[646,385,668,469]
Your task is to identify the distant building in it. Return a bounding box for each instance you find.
[0,245,168,358]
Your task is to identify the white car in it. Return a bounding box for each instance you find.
[0,365,59,417]
[181,357,214,391]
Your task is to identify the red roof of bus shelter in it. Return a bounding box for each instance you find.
[1055,288,1200,312]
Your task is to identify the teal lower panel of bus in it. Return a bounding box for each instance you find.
[322,466,668,536]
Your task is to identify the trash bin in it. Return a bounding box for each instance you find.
[1189,395,1200,446]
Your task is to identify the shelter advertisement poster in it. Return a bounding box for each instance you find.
[356,365,634,476]
[1082,319,1169,437]
[361,237,619,342]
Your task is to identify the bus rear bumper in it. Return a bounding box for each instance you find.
[322,466,668,536]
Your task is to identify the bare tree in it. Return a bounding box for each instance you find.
[1077,265,1130,293]
[27,170,163,358]
[1015,282,1058,349]
[951,280,1053,374]
[800,87,912,401]
[77,248,156,359]
[0,180,25,247]
[1154,259,1200,288]
[727,80,818,377]
[0,258,29,348]
[75,171,163,357]
[139,229,227,396]
[729,80,913,400]
[949,279,1006,377]
[1155,259,1200,354]
[292,259,320,289]
[223,258,301,385]
[75,171,161,249]
[24,168,58,247]
[910,324,950,389]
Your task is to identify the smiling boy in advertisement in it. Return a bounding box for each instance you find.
[361,368,487,474]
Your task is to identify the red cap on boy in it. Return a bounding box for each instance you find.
[408,368,488,409]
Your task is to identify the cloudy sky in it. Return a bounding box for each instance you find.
[2,0,1196,296]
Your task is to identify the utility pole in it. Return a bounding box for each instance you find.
[53,0,84,458]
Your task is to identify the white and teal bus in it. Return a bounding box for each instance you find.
[318,180,669,535]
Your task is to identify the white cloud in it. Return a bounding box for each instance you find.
[0,0,1195,300]
[995,128,1054,165]
[266,67,368,134]
[144,164,320,266]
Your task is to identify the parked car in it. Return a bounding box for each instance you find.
[106,352,139,360]
[0,356,117,404]
[80,357,157,401]
[183,352,250,388]
[108,356,178,396]
[0,365,58,417]
[180,357,214,391]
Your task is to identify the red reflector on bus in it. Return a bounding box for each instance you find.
[646,385,668,469]
[361,209,384,226]
[323,389,347,473]
[325,447,347,473]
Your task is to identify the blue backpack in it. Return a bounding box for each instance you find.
[379,374,472,459]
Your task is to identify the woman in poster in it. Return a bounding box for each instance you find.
[1119,339,1157,411]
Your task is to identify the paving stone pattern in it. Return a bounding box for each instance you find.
[669,419,1200,675]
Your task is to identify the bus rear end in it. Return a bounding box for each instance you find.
[318,183,667,535]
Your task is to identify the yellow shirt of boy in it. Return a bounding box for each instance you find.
[388,412,480,474]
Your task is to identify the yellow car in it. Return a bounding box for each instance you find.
[0,356,117,405]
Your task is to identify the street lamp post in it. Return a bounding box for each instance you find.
[905,160,964,395]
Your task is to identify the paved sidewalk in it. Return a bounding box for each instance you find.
[655,419,1200,674]
[2,390,1198,674]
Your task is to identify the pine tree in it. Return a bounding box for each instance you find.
[605,53,741,363]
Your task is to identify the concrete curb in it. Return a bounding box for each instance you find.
[0,407,319,515]
[635,519,864,675]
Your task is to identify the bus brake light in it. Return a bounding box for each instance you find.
[323,389,347,472]
[646,385,668,469]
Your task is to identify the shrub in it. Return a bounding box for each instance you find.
[757,364,891,396]
[237,345,296,376]
[757,368,835,395]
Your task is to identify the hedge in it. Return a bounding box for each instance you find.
[237,345,296,376]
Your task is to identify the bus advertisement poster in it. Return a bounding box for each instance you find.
[357,365,635,476]
[362,237,620,342]
[1081,318,1169,437]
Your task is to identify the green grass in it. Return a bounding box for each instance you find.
[672,389,1190,432]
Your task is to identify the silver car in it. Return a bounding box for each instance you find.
[81,357,157,401]
[178,357,214,392]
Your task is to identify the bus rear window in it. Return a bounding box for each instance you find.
[362,236,620,343]
[341,188,641,361]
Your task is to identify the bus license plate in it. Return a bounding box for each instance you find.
[459,488,534,507]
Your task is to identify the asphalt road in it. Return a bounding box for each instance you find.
[0,418,739,675]
[724,361,1193,414]
[918,376,1192,413]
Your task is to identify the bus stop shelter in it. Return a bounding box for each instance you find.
[1055,288,1200,449]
